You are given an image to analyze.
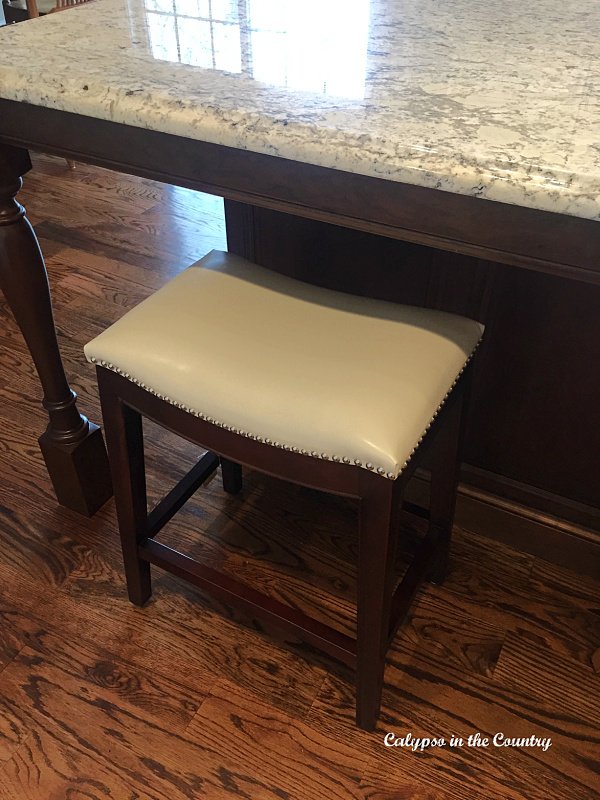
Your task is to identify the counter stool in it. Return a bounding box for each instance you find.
[85,249,483,730]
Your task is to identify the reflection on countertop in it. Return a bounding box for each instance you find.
[0,0,599,220]
[143,0,369,99]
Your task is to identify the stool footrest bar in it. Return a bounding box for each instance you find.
[138,538,357,666]
[401,500,430,521]
[388,527,441,646]
[146,451,219,539]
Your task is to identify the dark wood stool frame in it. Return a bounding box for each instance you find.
[97,362,470,730]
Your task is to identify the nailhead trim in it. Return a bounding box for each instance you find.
[87,337,481,480]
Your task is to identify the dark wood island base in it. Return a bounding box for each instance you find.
[0,144,112,515]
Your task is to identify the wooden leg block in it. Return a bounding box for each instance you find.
[39,421,113,516]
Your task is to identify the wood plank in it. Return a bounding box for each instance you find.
[528,557,600,610]
[0,483,88,588]
[427,581,600,674]
[0,648,217,799]
[33,220,199,275]
[30,151,167,204]
[309,641,598,800]
[185,678,367,800]
[34,211,224,273]
[436,530,600,669]
[61,551,329,719]
[492,631,600,728]
[0,730,168,800]
[400,590,505,678]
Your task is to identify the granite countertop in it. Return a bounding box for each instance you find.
[0,0,599,220]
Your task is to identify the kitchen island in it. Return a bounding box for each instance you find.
[0,0,598,569]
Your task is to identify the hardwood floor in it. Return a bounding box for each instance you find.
[0,153,598,799]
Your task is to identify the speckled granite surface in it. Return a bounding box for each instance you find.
[0,0,599,219]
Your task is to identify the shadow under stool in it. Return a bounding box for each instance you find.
[84,249,483,730]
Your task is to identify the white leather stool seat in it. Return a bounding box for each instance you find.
[85,250,483,479]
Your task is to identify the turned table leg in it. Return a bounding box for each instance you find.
[0,144,112,515]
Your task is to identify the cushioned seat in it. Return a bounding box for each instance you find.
[85,250,483,480]
[87,249,484,731]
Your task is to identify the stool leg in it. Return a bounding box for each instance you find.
[97,369,151,606]
[427,382,466,586]
[356,477,398,730]
[220,457,243,494]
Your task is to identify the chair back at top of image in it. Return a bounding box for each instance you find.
[26,0,93,18]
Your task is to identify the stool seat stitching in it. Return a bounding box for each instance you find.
[88,342,480,480]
